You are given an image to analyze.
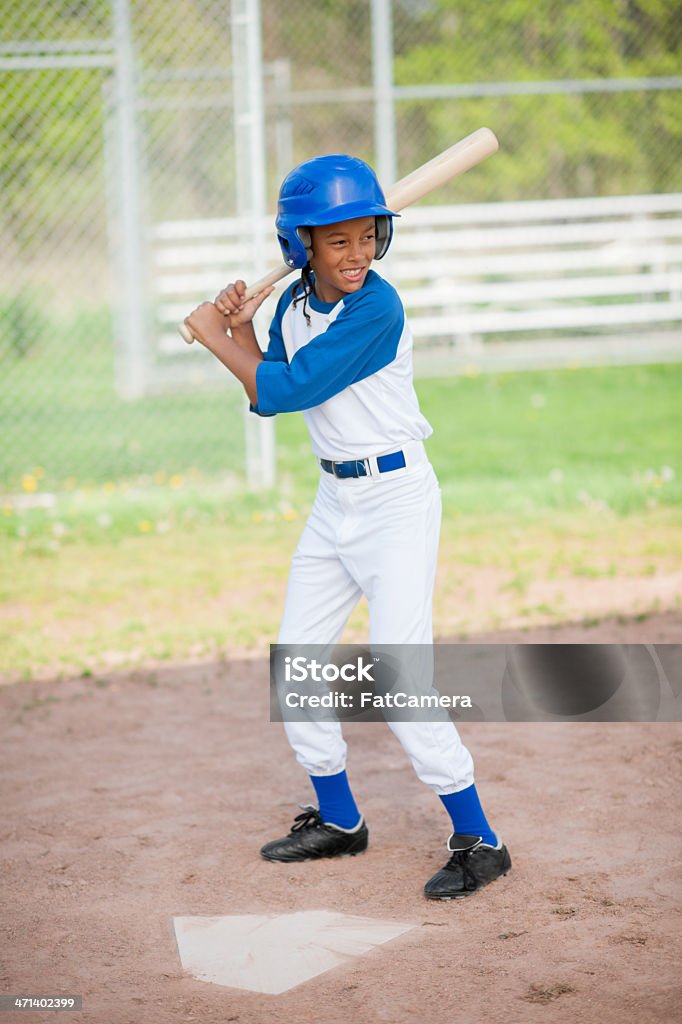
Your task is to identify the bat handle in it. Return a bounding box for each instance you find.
[178,264,294,344]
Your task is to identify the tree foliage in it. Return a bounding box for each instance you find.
[1,0,680,262]
[390,0,681,199]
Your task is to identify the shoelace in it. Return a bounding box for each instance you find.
[290,807,324,832]
[443,848,480,892]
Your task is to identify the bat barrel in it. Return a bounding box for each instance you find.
[386,128,498,212]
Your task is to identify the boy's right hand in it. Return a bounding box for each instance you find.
[214,280,273,327]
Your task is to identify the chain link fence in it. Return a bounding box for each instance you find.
[1,0,681,494]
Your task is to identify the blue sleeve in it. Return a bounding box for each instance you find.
[248,284,293,417]
[253,280,404,416]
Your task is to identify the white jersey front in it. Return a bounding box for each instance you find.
[253,270,432,461]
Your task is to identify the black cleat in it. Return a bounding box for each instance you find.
[424,833,511,900]
[260,806,369,863]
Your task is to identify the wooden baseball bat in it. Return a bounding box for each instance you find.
[179,126,499,343]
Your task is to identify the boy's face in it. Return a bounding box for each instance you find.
[308,217,376,303]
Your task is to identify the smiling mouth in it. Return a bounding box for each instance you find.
[341,267,365,280]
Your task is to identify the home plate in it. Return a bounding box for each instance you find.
[173,910,415,994]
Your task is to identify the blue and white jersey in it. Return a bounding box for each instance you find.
[251,270,432,461]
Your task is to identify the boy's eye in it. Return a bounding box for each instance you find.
[329,234,374,247]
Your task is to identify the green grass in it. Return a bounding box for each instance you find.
[1,329,681,682]
[2,503,680,682]
[1,306,246,488]
[2,362,680,552]
[2,305,680,515]
[278,362,682,515]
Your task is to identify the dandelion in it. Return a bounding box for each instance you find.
[169,474,184,489]
[252,511,264,523]
[2,503,14,516]
[103,481,116,494]
[281,508,298,521]
[21,474,37,493]
[138,520,153,533]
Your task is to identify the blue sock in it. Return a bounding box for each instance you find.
[310,770,361,829]
[439,783,498,847]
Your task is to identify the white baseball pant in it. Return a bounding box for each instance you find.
[277,443,474,795]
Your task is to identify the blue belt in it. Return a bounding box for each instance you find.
[320,449,407,479]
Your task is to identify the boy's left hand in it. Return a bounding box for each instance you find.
[184,302,228,347]
[215,279,274,326]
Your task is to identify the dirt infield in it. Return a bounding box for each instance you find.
[1,613,681,1024]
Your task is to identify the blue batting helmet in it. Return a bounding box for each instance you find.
[275,154,398,269]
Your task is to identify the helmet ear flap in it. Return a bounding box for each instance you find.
[296,227,313,262]
[374,215,393,260]
[276,228,310,269]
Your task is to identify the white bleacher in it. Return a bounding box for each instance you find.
[151,193,682,376]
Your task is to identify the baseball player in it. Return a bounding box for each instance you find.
[185,155,511,899]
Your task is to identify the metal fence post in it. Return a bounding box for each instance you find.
[111,0,147,399]
[270,58,294,185]
[371,0,397,186]
[232,0,276,490]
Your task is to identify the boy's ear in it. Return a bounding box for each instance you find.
[297,227,313,260]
